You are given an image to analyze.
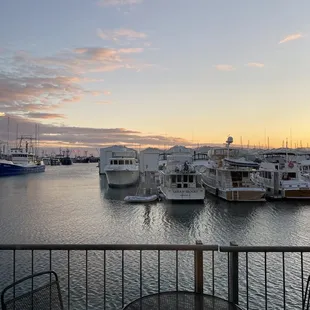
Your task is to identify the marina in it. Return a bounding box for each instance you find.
[1,163,310,309]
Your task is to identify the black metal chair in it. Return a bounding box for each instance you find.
[303,275,310,310]
[1,270,64,310]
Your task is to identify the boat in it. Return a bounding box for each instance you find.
[252,149,310,199]
[124,194,158,203]
[158,153,205,201]
[196,137,266,202]
[55,148,72,165]
[104,157,139,188]
[0,136,45,177]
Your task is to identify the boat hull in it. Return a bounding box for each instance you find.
[284,189,310,199]
[159,186,205,202]
[0,162,45,177]
[105,170,139,188]
[203,181,265,202]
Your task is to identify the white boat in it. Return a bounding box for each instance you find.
[159,153,205,201]
[0,137,45,177]
[299,159,310,181]
[196,137,266,202]
[124,194,158,203]
[104,157,139,188]
[252,150,310,199]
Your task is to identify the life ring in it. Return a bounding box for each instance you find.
[288,161,294,168]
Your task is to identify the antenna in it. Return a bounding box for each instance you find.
[267,137,270,149]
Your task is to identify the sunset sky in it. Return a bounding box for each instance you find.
[0,0,310,150]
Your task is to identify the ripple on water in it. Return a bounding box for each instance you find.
[1,165,310,308]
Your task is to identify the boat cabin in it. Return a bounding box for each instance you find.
[108,157,136,166]
[10,147,34,164]
[162,173,201,189]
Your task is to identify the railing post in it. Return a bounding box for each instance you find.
[228,242,239,304]
[194,240,203,294]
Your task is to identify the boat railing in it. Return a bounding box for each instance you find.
[0,242,309,309]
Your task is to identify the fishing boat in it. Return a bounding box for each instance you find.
[0,136,45,177]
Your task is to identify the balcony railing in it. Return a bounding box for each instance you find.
[0,242,309,309]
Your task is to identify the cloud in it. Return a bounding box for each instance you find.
[246,62,264,68]
[0,112,5,117]
[118,48,144,54]
[97,0,143,6]
[279,33,304,44]
[27,113,66,119]
[0,114,192,149]
[215,64,235,71]
[103,91,111,95]
[97,28,147,41]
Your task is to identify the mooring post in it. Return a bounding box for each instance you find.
[194,240,204,294]
[228,241,239,304]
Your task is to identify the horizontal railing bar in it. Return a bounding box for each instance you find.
[2,244,310,252]
[0,244,219,251]
[220,246,310,252]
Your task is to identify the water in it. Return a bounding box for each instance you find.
[0,164,310,309]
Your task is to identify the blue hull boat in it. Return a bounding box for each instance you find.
[0,161,45,177]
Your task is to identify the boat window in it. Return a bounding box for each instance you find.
[125,160,129,165]
[183,183,188,188]
[177,184,182,188]
[177,175,182,182]
[114,160,118,165]
[130,160,133,164]
[119,160,124,165]
[183,175,188,182]
[171,175,176,183]
[242,172,248,177]
[189,175,194,183]
[110,160,113,164]
[288,172,296,179]
[231,171,242,181]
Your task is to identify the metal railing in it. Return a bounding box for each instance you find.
[0,242,309,309]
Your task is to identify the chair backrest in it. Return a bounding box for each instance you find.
[303,275,310,310]
[1,270,64,310]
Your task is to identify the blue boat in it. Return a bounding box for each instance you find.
[0,137,45,177]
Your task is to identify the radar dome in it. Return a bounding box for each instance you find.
[226,136,233,144]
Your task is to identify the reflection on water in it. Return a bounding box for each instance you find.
[0,164,310,309]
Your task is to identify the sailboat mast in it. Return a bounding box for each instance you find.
[7,116,10,153]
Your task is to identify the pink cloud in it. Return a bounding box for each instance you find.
[279,33,304,44]
[103,91,111,95]
[246,62,265,68]
[118,48,144,54]
[215,64,235,71]
[97,28,147,41]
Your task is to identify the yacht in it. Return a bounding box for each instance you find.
[158,153,205,201]
[104,157,139,188]
[252,150,310,199]
[0,137,45,177]
[196,137,265,202]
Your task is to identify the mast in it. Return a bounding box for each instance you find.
[7,116,10,154]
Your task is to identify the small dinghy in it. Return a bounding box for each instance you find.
[124,194,158,203]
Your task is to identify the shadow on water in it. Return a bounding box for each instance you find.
[163,202,205,228]
[99,175,138,201]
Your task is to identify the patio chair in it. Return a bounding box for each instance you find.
[303,275,310,310]
[1,270,64,310]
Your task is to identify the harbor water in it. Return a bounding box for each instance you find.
[1,164,310,309]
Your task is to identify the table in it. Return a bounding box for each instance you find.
[122,291,243,309]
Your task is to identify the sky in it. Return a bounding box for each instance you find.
[0,0,310,151]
